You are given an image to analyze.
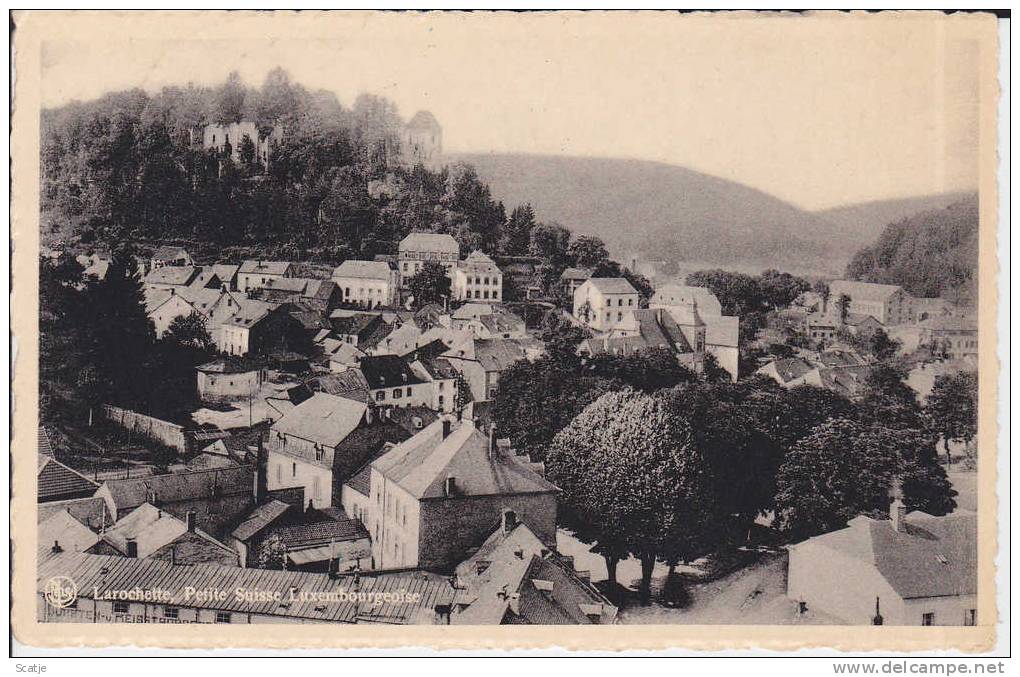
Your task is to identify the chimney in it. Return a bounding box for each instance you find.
[51,540,63,555]
[125,538,138,558]
[501,509,518,536]
[444,476,456,497]
[488,425,497,459]
[185,511,196,532]
[442,417,452,439]
[434,603,452,625]
[306,499,314,514]
[254,436,268,504]
[890,498,907,532]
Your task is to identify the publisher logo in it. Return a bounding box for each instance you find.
[43,576,78,609]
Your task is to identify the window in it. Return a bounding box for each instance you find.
[921,612,935,626]
[292,462,296,478]
[628,298,633,306]
[376,391,385,401]
[964,609,976,626]
[438,395,444,407]
[393,388,402,398]
[216,611,232,624]
[617,312,623,321]
[276,464,282,483]
[163,606,179,620]
[406,387,412,396]
[113,601,130,614]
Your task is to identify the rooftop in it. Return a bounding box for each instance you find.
[38,456,99,501]
[238,260,293,276]
[271,392,367,449]
[829,279,905,302]
[399,232,459,254]
[586,277,639,295]
[99,466,254,511]
[333,260,393,281]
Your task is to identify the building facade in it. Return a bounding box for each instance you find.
[572,278,640,332]
[397,233,460,286]
[332,260,399,309]
[451,251,503,302]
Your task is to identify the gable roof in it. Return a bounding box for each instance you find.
[399,232,459,253]
[37,496,110,531]
[559,267,592,281]
[793,511,976,600]
[100,503,234,559]
[829,280,904,302]
[333,260,393,281]
[445,338,528,372]
[372,419,557,500]
[238,260,292,276]
[586,277,638,295]
[151,246,189,262]
[761,357,815,384]
[651,284,723,316]
[272,392,367,449]
[230,500,292,542]
[38,456,100,501]
[210,263,240,282]
[359,354,427,389]
[144,266,199,287]
[39,510,101,558]
[99,466,254,512]
[406,110,441,130]
[38,426,55,456]
[272,507,369,549]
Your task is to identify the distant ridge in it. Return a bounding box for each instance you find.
[449,153,847,277]
[814,191,977,248]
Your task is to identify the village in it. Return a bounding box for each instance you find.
[38,216,979,627]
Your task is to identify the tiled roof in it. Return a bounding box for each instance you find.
[399,232,459,253]
[209,264,240,282]
[38,427,54,456]
[333,260,392,281]
[586,277,638,295]
[372,419,558,500]
[38,552,455,624]
[230,500,292,542]
[359,355,427,389]
[100,466,254,512]
[238,260,292,275]
[38,456,99,501]
[271,393,367,449]
[272,508,369,548]
[144,266,199,287]
[792,511,976,600]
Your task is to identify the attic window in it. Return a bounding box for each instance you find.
[531,579,554,594]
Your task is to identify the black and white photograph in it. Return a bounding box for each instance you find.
[10,8,1004,656]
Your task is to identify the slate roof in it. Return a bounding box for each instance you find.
[99,466,254,512]
[791,511,976,600]
[39,552,455,624]
[458,250,500,274]
[372,419,558,500]
[100,503,234,559]
[151,246,189,262]
[221,299,276,328]
[39,510,100,557]
[445,338,528,372]
[586,277,638,295]
[271,393,367,449]
[238,260,293,276]
[359,355,427,389]
[210,264,240,283]
[38,456,100,502]
[919,315,978,332]
[559,267,592,281]
[196,358,261,375]
[333,260,393,281]
[38,427,54,456]
[37,497,110,531]
[452,302,498,321]
[763,357,815,384]
[399,232,459,253]
[829,280,904,302]
[230,499,292,542]
[144,266,199,287]
[272,507,369,548]
[651,284,723,316]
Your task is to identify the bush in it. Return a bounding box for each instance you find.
[659,574,692,609]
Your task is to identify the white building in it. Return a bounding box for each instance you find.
[266,393,369,509]
[397,232,460,286]
[332,260,398,309]
[237,260,293,293]
[452,251,503,303]
[787,504,976,626]
[828,280,915,326]
[572,278,640,332]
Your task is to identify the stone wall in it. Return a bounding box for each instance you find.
[101,404,189,454]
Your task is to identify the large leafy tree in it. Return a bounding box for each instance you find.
[775,418,956,541]
[925,371,979,463]
[546,390,720,601]
[405,260,452,309]
[567,235,610,269]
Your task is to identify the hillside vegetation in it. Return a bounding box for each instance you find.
[845,195,979,301]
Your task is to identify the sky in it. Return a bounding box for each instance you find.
[37,11,984,211]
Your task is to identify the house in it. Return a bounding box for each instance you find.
[38,510,102,560]
[145,285,241,339]
[650,283,724,318]
[402,110,443,168]
[369,321,424,356]
[237,260,294,292]
[788,503,976,626]
[143,265,201,292]
[218,302,305,357]
[37,496,111,532]
[397,232,460,285]
[93,466,255,537]
[258,507,371,573]
[804,311,883,343]
[256,278,344,313]
[358,354,434,409]
[38,551,456,625]
[149,246,192,270]
[451,513,617,625]
[329,311,390,350]
[326,342,366,373]
[452,250,503,302]
[828,280,915,326]
[756,357,816,387]
[332,260,399,309]
[559,267,592,299]
[403,340,461,414]
[91,503,239,566]
[918,315,979,360]
[573,278,640,331]
[580,307,710,373]
[452,306,527,340]
[442,337,529,402]
[209,263,241,291]
[38,455,99,503]
[195,358,267,404]
[341,417,558,572]
[266,393,369,509]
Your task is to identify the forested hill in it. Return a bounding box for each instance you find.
[40,68,507,261]
[845,194,979,302]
